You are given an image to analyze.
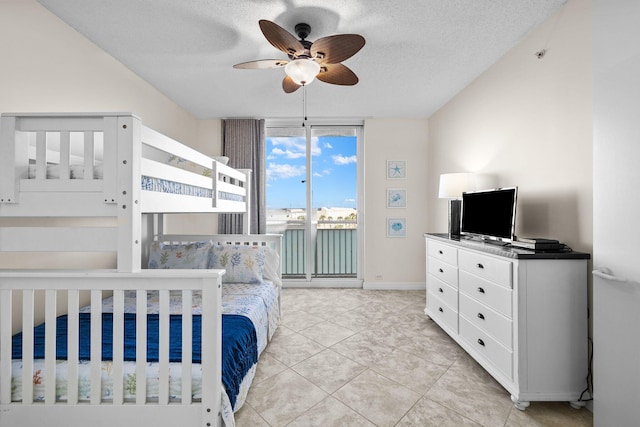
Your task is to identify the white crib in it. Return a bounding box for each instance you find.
[0,113,278,427]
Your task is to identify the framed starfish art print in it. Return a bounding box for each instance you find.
[387,160,406,179]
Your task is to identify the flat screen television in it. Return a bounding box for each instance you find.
[460,187,518,243]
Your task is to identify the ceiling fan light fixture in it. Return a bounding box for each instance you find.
[285,58,320,85]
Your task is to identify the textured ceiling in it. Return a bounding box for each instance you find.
[38,0,566,120]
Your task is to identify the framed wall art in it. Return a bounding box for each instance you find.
[387,217,407,237]
[387,160,406,179]
[387,188,407,208]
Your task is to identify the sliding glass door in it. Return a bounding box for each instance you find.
[266,121,362,285]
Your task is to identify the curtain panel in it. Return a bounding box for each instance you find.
[219,119,266,234]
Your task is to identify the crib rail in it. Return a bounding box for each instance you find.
[0,270,222,427]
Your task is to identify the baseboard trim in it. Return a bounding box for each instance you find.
[282,279,363,289]
[362,281,424,290]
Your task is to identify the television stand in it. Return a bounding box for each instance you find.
[424,233,590,410]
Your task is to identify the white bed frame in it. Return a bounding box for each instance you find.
[0,269,223,427]
[0,112,251,272]
[0,113,281,427]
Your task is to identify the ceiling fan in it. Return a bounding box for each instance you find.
[233,20,365,93]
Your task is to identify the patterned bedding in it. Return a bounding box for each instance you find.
[10,281,279,427]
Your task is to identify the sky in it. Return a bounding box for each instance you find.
[266,134,357,210]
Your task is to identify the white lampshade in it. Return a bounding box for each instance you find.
[285,59,321,85]
[438,172,498,199]
[438,173,474,199]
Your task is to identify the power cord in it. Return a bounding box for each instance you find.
[578,336,594,402]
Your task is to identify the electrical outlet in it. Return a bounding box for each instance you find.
[375,274,383,280]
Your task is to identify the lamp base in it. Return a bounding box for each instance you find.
[448,199,461,237]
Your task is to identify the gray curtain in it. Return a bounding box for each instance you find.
[218,119,266,234]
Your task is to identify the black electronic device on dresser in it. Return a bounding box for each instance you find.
[511,237,564,251]
[460,187,518,244]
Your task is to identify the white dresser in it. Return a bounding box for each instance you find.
[425,233,590,410]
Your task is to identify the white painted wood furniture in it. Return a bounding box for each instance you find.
[425,233,590,410]
[0,112,272,427]
[0,112,250,272]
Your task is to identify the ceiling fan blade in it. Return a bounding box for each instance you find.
[259,20,305,57]
[316,63,359,86]
[282,76,302,93]
[233,59,288,69]
[311,34,365,64]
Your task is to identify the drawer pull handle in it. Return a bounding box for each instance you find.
[476,263,485,269]
[438,287,444,293]
[438,250,444,254]
[477,338,485,346]
[438,307,443,313]
[477,287,485,294]
[438,268,444,273]
[477,313,485,320]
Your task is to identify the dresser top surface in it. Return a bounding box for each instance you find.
[425,233,591,260]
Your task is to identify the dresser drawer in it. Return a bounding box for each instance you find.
[460,316,513,380]
[458,249,512,289]
[427,292,458,333]
[427,240,458,266]
[459,270,513,318]
[427,256,458,288]
[428,275,458,310]
[460,293,512,349]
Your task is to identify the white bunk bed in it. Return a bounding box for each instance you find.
[0,112,251,272]
[0,113,281,427]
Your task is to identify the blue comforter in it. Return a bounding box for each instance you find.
[12,313,257,409]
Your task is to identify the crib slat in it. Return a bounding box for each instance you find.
[22,289,34,404]
[60,131,70,181]
[112,289,125,405]
[200,283,219,425]
[159,289,170,404]
[136,289,147,404]
[90,289,102,404]
[0,289,12,404]
[35,131,46,180]
[181,289,192,405]
[67,289,79,404]
[44,289,57,403]
[84,131,94,180]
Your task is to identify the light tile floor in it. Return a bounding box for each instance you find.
[235,288,593,427]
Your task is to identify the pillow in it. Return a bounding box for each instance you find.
[148,240,213,269]
[261,246,281,285]
[209,244,265,283]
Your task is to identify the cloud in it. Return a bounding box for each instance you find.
[267,162,305,180]
[271,147,305,159]
[269,136,322,158]
[332,154,357,165]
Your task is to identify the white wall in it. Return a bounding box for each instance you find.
[592,1,640,280]
[427,0,592,254]
[592,1,640,423]
[363,118,429,289]
[0,0,217,269]
[0,0,199,143]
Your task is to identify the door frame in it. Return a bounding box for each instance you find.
[266,118,364,287]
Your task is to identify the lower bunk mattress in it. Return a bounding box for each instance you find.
[10,281,279,426]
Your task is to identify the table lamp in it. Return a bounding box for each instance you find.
[439,173,474,237]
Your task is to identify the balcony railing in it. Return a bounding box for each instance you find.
[274,220,357,278]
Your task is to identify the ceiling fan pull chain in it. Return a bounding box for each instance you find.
[302,84,307,127]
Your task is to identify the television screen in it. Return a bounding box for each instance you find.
[460,187,518,242]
